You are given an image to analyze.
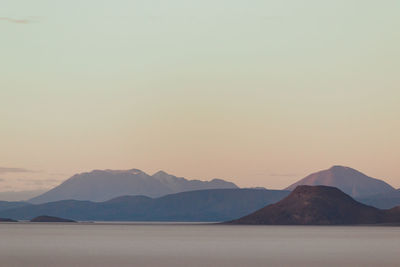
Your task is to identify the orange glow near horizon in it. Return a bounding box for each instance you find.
[1,0,399,191]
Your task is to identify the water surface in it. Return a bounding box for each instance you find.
[0,223,399,267]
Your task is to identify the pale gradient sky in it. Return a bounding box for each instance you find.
[1,0,399,191]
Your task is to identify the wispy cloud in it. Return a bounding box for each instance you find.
[16,178,60,186]
[0,167,39,174]
[0,17,36,24]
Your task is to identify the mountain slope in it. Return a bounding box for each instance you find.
[1,189,289,222]
[229,185,400,225]
[285,166,395,198]
[0,190,46,201]
[0,201,31,212]
[357,189,400,209]
[29,169,238,204]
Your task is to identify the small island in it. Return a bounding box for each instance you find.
[0,218,18,222]
[30,215,76,223]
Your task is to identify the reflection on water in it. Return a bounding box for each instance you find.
[0,223,399,267]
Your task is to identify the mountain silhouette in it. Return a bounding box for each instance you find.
[285,166,395,198]
[0,201,31,212]
[29,169,238,204]
[1,189,289,222]
[357,189,400,209]
[229,185,400,225]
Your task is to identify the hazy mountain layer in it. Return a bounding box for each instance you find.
[286,166,395,198]
[357,189,400,209]
[1,189,289,222]
[0,201,31,212]
[29,169,238,204]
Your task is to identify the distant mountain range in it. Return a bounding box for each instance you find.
[230,185,400,225]
[0,189,289,222]
[0,165,399,223]
[14,166,400,208]
[285,166,395,198]
[29,169,238,204]
[0,201,30,212]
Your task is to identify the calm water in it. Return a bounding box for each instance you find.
[0,223,399,267]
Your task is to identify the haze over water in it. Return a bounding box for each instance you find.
[1,223,399,267]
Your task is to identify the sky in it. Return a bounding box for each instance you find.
[1,0,399,192]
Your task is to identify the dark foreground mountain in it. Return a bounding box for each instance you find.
[286,166,395,198]
[357,189,400,209]
[0,218,17,222]
[30,215,76,223]
[29,169,238,204]
[229,185,400,225]
[1,189,289,222]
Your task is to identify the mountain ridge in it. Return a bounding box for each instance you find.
[2,188,290,222]
[357,189,400,209]
[29,169,238,204]
[285,166,395,198]
[229,185,400,225]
